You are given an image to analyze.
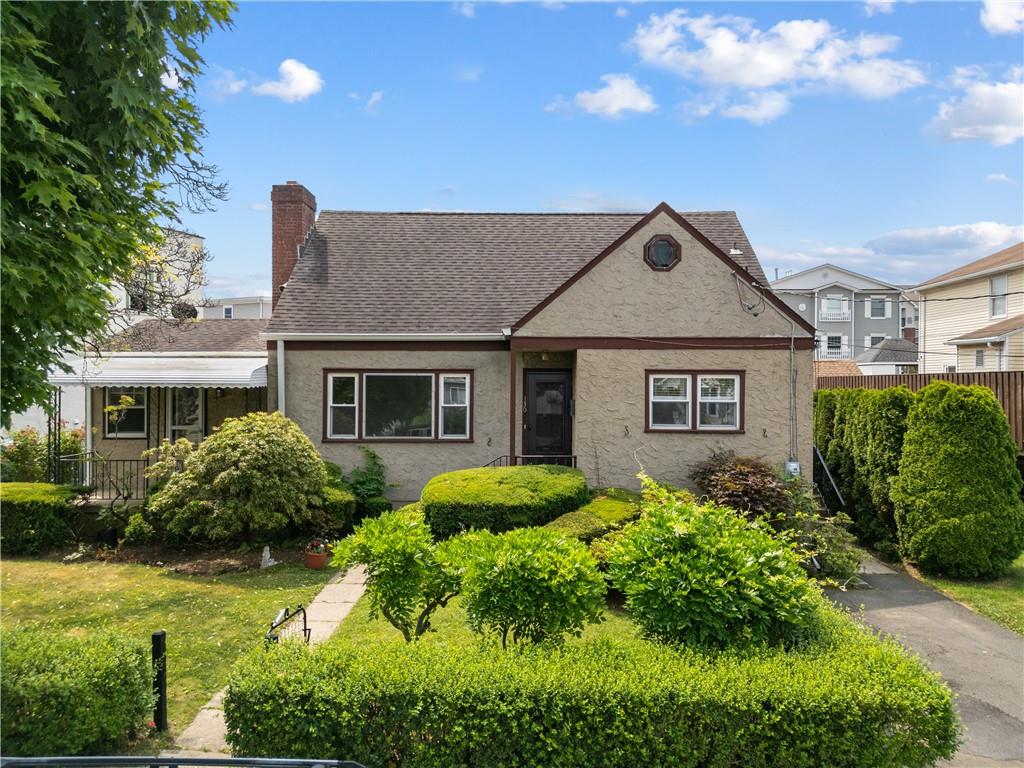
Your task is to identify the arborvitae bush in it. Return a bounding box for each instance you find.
[891,382,1024,578]
[862,386,914,539]
[826,389,878,545]
[813,389,838,452]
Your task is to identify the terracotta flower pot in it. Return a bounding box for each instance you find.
[304,551,329,570]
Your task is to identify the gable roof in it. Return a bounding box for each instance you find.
[265,207,771,336]
[855,337,918,364]
[947,313,1024,344]
[916,242,1023,290]
[771,262,903,292]
[103,319,269,353]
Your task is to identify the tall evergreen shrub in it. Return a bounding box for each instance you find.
[891,382,1024,578]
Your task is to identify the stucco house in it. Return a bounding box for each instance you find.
[264,182,815,502]
[913,242,1023,373]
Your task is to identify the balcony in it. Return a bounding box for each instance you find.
[818,310,851,322]
[816,346,853,360]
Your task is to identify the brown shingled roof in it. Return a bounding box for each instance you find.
[814,360,862,380]
[266,209,768,335]
[948,313,1024,343]
[917,242,1023,289]
[104,319,268,353]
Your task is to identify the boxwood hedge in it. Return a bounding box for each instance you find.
[421,465,590,538]
[544,487,640,543]
[1,628,153,755]
[225,604,958,768]
[0,482,76,554]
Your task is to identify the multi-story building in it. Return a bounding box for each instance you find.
[913,242,1023,373]
[199,295,272,320]
[770,264,916,361]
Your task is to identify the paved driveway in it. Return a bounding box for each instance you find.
[830,557,1024,768]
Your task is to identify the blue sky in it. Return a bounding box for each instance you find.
[172,1,1024,296]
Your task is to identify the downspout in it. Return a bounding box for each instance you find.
[276,339,286,416]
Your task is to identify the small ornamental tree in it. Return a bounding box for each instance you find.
[892,382,1024,578]
[455,527,606,648]
[331,507,460,642]
[148,412,326,542]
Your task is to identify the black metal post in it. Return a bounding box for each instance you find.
[152,630,168,732]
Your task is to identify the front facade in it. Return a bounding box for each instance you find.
[770,264,916,361]
[267,183,815,502]
[914,243,1024,373]
[200,295,272,320]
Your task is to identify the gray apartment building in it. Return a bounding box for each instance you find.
[770,264,917,360]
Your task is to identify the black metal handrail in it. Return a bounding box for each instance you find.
[812,445,845,515]
[0,758,366,768]
[57,453,150,501]
[483,454,578,468]
[266,605,310,644]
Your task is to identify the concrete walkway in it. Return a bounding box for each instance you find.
[171,565,367,755]
[830,556,1024,768]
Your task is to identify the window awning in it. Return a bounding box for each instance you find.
[49,354,268,388]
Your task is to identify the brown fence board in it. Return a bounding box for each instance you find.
[816,371,1024,453]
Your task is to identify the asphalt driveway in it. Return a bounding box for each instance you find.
[830,556,1024,768]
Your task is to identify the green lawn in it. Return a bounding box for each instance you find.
[1,558,333,732]
[920,553,1024,635]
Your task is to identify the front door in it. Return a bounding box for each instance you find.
[523,369,573,465]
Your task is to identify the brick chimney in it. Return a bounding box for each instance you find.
[902,326,918,343]
[271,181,316,309]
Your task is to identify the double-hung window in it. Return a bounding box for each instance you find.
[324,370,472,441]
[990,274,1008,318]
[647,372,742,432]
[104,387,147,438]
[867,296,887,319]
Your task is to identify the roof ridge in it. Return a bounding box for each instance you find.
[317,209,739,216]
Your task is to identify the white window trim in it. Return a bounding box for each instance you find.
[222,305,233,319]
[696,374,741,431]
[168,387,204,442]
[104,387,148,438]
[648,375,691,431]
[866,295,887,320]
[990,274,1008,319]
[439,373,471,440]
[975,349,986,369]
[326,373,359,440]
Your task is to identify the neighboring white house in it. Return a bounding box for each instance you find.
[199,295,272,320]
[854,337,919,375]
[770,264,917,361]
[913,242,1023,373]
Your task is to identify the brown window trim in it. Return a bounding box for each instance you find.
[322,368,474,444]
[644,369,745,434]
[643,234,681,271]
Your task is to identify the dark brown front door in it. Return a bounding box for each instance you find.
[523,369,572,465]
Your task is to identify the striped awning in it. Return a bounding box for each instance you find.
[49,354,268,388]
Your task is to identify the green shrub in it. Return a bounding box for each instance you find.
[358,494,392,520]
[455,527,605,647]
[0,426,85,483]
[421,465,590,538]
[861,386,914,539]
[812,389,838,451]
[322,460,345,488]
[0,482,75,554]
[608,477,818,647]
[1,628,153,755]
[589,524,633,568]
[312,486,358,537]
[692,450,791,523]
[545,508,613,542]
[892,382,1024,578]
[545,488,639,543]
[225,606,958,768]
[344,447,390,502]
[331,507,460,641]
[148,412,327,543]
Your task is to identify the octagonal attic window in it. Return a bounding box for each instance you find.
[644,235,681,271]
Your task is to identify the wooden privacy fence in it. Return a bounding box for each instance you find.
[816,371,1024,453]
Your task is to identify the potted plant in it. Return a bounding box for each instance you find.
[304,538,329,570]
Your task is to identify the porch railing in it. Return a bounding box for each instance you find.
[483,454,578,468]
[56,452,150,502]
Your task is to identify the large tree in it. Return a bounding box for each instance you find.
[0,1,233,426]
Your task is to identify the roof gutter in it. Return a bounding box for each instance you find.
[260,332,508,342]
[946,331,1021,346]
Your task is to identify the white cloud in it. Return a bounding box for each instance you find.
[615,6,629,18]
[572,73,657,118]
[549,191,652,212]
[866,221,1024,256]
[453,2,475,18]
[986,173,1015,183]
[628,10,925,122]
[864,0,895,16]
[205,273,272,299]
[365,90,384,111]
[721,91,790,124]
[211,68,248,99]
[454,66,483,83]
[252,59,323,103]
[929,69,1023,146]
[160,62,180,90]
[980,0,1023,35]
[542,1,566,10]
[245,202,269,211]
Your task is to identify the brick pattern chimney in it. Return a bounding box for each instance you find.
[902,326,918,343]
[271,181,316,310]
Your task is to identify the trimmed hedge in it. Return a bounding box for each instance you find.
[312,486,358,536]
[891,381,1024,578]
[224,605,958,768]
[0,482,75,554]
[1,628,153,755]
[421,465,590,538]
[544,488,640,543]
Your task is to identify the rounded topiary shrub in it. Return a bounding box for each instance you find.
[0,482,75,554]
[149,411,327,542]
[608,478,818,647]
[891,382,1024,578]
[1,628,152,755]
[421,465,590,538]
